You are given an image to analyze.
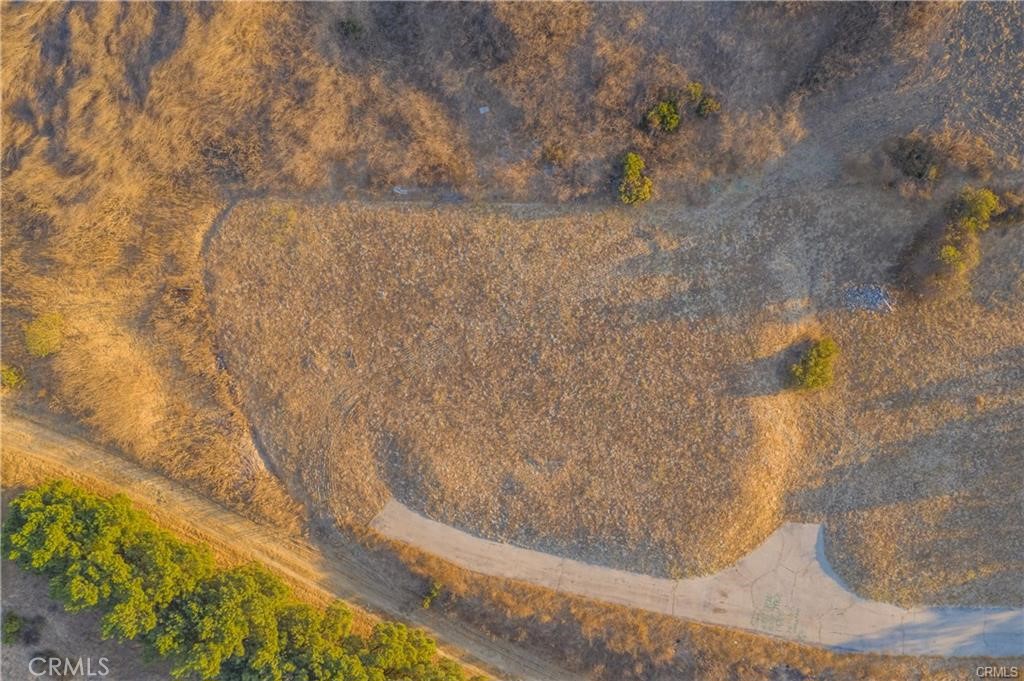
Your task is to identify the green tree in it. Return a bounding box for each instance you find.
[322,600,354,642]
[276,601,368,681]
[955,187,1002,232]
[618,152,653,205]
[362,622,437,678]
[645,100,680,133]
[696,95,721,118]
[790,337,839,390]
[1,364,25,390]
[938,244,964,269]
[276,602,322,681]
[150,564,287,680]
[685,81,703,103]
[3,479,89,574]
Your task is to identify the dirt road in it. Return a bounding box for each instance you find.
[0,409,582,681]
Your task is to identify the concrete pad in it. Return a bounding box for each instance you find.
[371,499,1024,657]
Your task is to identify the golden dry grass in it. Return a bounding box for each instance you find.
[2,3,1023,677]
[208,201,805,576]
[209,175,1022,606]
[378,530,999,681]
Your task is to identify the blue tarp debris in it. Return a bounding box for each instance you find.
[843,285,894,312]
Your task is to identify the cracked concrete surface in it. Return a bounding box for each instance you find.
[371,499,1024,657]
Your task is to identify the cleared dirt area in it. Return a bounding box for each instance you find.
[208,199,799,577]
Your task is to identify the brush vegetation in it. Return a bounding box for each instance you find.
[2,612,24,644]
[24,313,63,358]
[2,480,477,681]
[791,338,839,390]
[618,152,653,204]
[931,186,1003,287]
[645,100,681,133]
[1,364,25,390]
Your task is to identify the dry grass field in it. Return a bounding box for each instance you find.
[209,181,1023,606]
[3,2,1023,678]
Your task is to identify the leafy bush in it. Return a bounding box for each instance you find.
[645,99,680,133]
[2,612,24,644]
[684,81,721,118]
[2,480,470,681]
[954,187,1002,232]
[618,152,653,205]
[24,313,63,357]
[790,337,839,390]
[1,364,25,390]
[938,244,964,269]
[696,95,721,118]
[421,581,443,609]
[685,81,704,103]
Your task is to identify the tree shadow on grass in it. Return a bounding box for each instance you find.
[726,341,811,398]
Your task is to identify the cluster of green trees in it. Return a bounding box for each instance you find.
[2,480,478,681]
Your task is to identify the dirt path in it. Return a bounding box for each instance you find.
[372,500,1024,658]
[0,409,583,681]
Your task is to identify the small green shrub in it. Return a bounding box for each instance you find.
[618,152,653,205]
[645,99,680,133]
[696,95,721,118]
[938,244,964,268]
[24,313,63,357]
[791,337,839,390]
[685,81,704,103]
[2,612,24,644]
[954,187,1002,232]
[421,581,443,609]
[1,364,25,390]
